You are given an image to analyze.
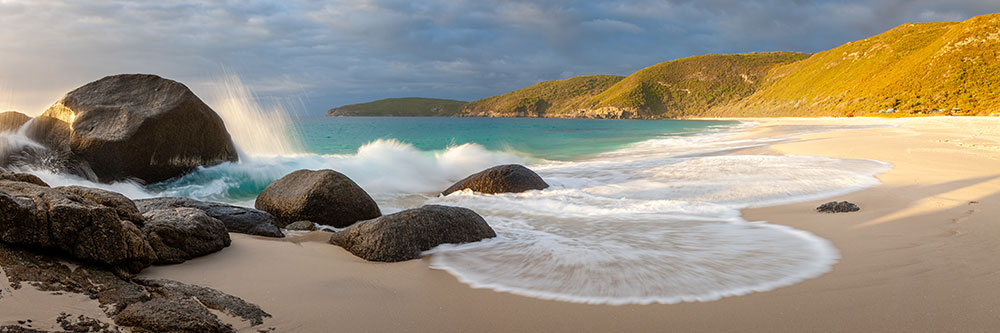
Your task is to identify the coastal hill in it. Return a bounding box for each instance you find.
[461,75,625,117]
[327,13,1000,118]
[326,97,467,117]
[713,14,1000,117]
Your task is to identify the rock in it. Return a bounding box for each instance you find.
[0,171,48,187]
[0,243,270,332]
[115,297,232,332]
[0,111,30,132]
[441,164,549,195]
[38,74,238,183]
[141,208,231,265]
[816,201,860,213]
[135,197,284,238]
[284,221,317,231]
[330,205,496,262]
[255,169,381,228]
[57,185,145,226]
[0,181,156,273]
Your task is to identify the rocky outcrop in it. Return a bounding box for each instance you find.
[442,164,549,195]
[0,111,30,132]
[284,220,317,231]
[329,205,496,262]
[135,197,284,238]
[36,74,238,184]
[0,180,156,273]
[0,171,48,187]
[0,243,271,332]
[57,185,146,226]
[816,201,860,213]
[141,208,231,265]
[256,169,381,228]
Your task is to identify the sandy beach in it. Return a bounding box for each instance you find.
[3,117,998,331]
[122,117,997,331]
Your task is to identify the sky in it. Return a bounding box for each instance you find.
[0,0,997,115]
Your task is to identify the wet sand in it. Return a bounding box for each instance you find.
[7,117,1000,332]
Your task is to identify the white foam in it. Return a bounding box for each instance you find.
[425,124,889,305]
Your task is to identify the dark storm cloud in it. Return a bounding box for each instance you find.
[0,0,996,114]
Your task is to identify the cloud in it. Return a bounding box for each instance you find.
[0,0,995,114]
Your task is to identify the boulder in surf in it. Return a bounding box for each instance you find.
[255,169,381,228]
[37,74,238,184]
[441,164,549,195]
[329,205,495,262]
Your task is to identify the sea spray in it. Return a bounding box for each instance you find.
[208,74,303,157]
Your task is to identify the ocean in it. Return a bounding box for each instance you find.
[5,100,890,305]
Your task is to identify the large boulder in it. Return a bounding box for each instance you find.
[135,197,284,238]
[0,111,30,132]
[441,164,549,195]
[256,169,381,228]
[0,180,156,273]
[329,205,496,262]
[37,74,238,183]
[142,208,231,265]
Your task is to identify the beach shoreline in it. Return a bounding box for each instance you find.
[5,117,1000,332]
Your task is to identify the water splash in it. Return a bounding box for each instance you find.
[207,74,303,157]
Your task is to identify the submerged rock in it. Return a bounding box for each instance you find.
[37,74,238,183]
[135,197,284,238]
[441,164,549,195]
[142,208,231,265]
[256,169,381,228]
[0,111,30,132]
[330,205,496,262]
[0,180,156,273]
[816,201,860,213]
[0,242,270,332]
[284,220,317,231]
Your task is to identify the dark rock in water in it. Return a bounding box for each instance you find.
[142,208,231,265]
[0,171,48,187]
[256,169,381,228]
[284,220,317,231]
[816,201,860,213]
[0,111,30,132]
[22,115,74,157]
[57,185,145,226]
[0,181,156,273]
[330,205,496,262]
[135,197,284,238]
[38,74,238,184]
[0,242,270,332]
[441,164,549,195]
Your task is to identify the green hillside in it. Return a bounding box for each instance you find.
[716,13,1000,116]
[326,97,467,117]
[460,75,624,117]
[578,52,809,118]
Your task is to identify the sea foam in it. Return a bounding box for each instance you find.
[425,128,890,305]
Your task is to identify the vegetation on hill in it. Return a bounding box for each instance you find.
[326,97,467,117]
[330,13,1000,118]
[579,52,809,118]
[460,75,624,117]
[716,13,1000,117]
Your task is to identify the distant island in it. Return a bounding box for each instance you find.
[328,13,1000,118]
[326,97,467,117]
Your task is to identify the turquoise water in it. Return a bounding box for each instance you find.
[295,116,737,160]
